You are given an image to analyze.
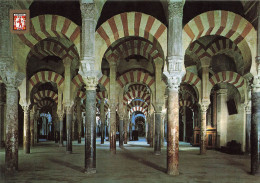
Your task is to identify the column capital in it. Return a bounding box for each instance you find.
[110,102,117,112]
[57,110,64,121]
[164,72,183,92]
[63,58,72,68]
[155,104,163,113]
[168,0,184,19]
[22,105,30,113]
[216,88,228,95]
[80,2,98,20]
[200,99,210,112]
[83,76,98,91]
[252,77,260,94]
[64,102,74,114]
[0,69,25,89]
[244,102,251,114]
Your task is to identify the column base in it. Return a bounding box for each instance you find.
[66,151,72,154]
[5,167,18,173]
[84,168,96,174]
[154,151,161,156]
[167,169,179,176]
[59,144,64,147]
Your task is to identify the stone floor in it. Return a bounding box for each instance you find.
[0,138,259,183]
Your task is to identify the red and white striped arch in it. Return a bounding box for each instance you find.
[37,99,55,109]
[128,106,147,116]
[29,71,64,94]
[186,41,206,63]
[181,71,201,100]
[205,38,244,74]
[96,12,167,72]
[27,39,79,61]
[33,90,58,104]
[209,71,246,102]
[128,100,148,109]
[18,15,81,52]
[123,90,150,105]
[105,38,163,64]
[183,10,256,75]
[117,70,155,88]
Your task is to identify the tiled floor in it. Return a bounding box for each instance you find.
[0,138,259,183]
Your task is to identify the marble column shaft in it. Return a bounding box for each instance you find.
[147,115,151,144]
[154,112,161,155]
[200,106,207,155]
[23,106,30,154]
[216,88,228,148]
[123,117,128,144]
[246,105,251,153]
[5,85,19,171]
[251,2,260,175]
[66,106,73,153]
[59,114,64,147]
[150,113,154,147]
[76,99,82,144]
[166,0,184,175]
[167,89,179,175]
[109,62,117,154]
[0,3,13,58]
[0,101,4,148]
[30,111,34,147]
[100,99,105,144]
[119,117,124,147]
[85,89,96,173]
[110,107,116,154]
[251,91,260,174]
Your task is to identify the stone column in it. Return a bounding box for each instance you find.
[83,77,97,174]
[200,56,211,154]
[58,111,64,147]
[200,102,209,154]
[251,3,260,174]
[109,61,117,153]
[154,110,162,155]
[0,84,4,148]
[0,2,12,59]
[212,91,217,128]
[100,98,105,144]
[161,114,165,147]
[119,114,124,147]
[80,1,98,173]
[166,0,184,176]
[34,111,39,144]
[147,114,150,144]
[76,98,82,144]
[251,77,260,174]
[182,108,186,142]
[216,87,228,148]
[167,77,181,175]
[22,105,30,154]
[65,104,73,153]
[150,112,154,147]
[123,116,128,144]
[30,109,35,147]
[0,70,24,172]
[245,97,251,154]
[110,103,117,153]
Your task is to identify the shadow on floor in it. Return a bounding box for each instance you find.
[121,147,167,173]
[48,158,84,173]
